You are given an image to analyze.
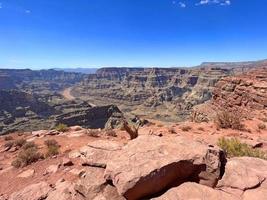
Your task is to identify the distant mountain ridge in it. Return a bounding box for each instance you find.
[53,68,98,74]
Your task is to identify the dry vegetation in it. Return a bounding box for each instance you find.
[55,123,69,132]
[215,110,244,130]
[12,141,43,168]
[217,137,266,160]
[44,139,60,157]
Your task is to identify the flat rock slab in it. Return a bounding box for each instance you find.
[80,140,123,168]
[152,182,239,200]
[9,182,52,200]
[17,169,35,178]
[217,157,267,191]
[104,135,224,200]
[75,167,124,200]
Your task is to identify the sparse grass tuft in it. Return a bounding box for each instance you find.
[215,110,244,130]
[181,126,192,132]
[44,139,60,157]
[55,123,69,132]
[217,137,266,159]
[12,146,43,168]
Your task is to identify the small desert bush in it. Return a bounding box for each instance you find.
[215,110,244,130]
[87,129,100,137]
[157,124,164,128]
[22,142,37,150]
[181,126,192,132]
[217,137,266,159]
[14,139,27,148]
[12,147,43,168]
[105,130,117,137]
[4,135,13,141]
[44,139,60,157]
[258,123,266,130]
[55,123,69,132]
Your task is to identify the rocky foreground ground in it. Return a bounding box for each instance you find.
[0,116,267,200]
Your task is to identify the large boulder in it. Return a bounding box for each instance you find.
[9,182,52,200]
[80,140,123,168]
[152,182,239,200]
[74,167,124,200]
[217,157,267,198]
[104,135,225,200]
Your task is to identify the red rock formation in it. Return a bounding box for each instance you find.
[212,67,267,115]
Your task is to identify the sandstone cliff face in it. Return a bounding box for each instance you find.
[212,67,267,114]
[192,67,267,122]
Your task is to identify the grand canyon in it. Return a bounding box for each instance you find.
[1,0,267,199]
[0,59,267,200]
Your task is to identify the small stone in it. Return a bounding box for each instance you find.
[62,158,73,166]
[45,164,60,174]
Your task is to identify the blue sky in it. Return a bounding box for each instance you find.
[0,0,267,69]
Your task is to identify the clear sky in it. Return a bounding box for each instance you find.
[0,0,267,69]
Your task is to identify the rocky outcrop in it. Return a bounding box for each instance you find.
[9,182,52,200]
[192,67,267,121]
[217,157,267,199]
[152,182,239,200]
[212,67,267,114]
[0,90,124,134]
[104,135,225,200]
[0,69,86,92]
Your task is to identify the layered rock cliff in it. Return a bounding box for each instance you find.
[73,67,236,121]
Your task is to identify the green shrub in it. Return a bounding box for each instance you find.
[55,123,69,132]
[217,137,266,159]
[12,147,43,168]
[215,110,244,130]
